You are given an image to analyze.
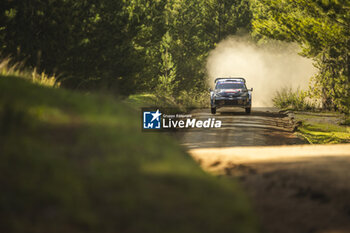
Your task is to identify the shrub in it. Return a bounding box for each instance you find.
[176,89,210,109]
[272,87,318,111]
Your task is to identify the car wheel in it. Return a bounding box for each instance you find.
[211,107,216,114]
[245,107,251,114]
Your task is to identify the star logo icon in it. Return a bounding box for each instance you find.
[143,109,162,129]
[151,109,162,122]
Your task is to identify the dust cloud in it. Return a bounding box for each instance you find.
[206,36,317,107]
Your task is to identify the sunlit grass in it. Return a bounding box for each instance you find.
[296,119,350,144]
[0,59,59,87]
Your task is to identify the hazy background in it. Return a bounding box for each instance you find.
[206,36,317,107]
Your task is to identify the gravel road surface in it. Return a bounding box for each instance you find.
[181,108,350,233]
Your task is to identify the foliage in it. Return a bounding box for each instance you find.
[272,87,318,111]
[0,0,253,97]
[124,93,160,109]
[126,90,210,111]
[177,89,210,109]
[156,31,178,97]
[0,76,259,233]
[0,59,59,87]
[167,0,252,94]
[342,116,350,126]
[0,1,150,93]
[251,0,350,113]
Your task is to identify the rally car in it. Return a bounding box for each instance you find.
[210,77,253,114]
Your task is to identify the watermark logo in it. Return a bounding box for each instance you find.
[142,108,222,131]
[143,109,162,129]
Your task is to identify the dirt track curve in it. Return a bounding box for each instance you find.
[181,108,350,233]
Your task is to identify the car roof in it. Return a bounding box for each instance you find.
[214,77,246,83]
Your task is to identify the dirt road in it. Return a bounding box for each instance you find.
[181,108,305,149]
[181,108,350,233]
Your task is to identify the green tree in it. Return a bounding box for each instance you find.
[251,0,350,113]
[157,31,177,97]
[167,0,252,93]
[0,0,146,94]
[0,0,253,97]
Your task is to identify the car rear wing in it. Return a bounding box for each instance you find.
[214,77,246,83]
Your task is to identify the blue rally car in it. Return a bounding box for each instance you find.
[210,77,253,114]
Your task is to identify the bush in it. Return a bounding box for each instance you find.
[127,89,210,112]
[341,116,350,126]
[176,89,210,109]
[272,87,318,111]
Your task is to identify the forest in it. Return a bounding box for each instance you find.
[0,0,349,112]
[1,1,350,232]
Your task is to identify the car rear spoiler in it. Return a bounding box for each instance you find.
[214,77,246,83]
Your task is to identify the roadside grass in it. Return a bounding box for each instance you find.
[0,59,59,87]
[125,91,210,111]
[272,88,350,144]
[125,93,178,109]
[124,93,159,108]
[0,75,258,233]
[294,113,350,144]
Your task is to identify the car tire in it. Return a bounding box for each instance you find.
[245,107,251,114]
[211,107,216,114]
